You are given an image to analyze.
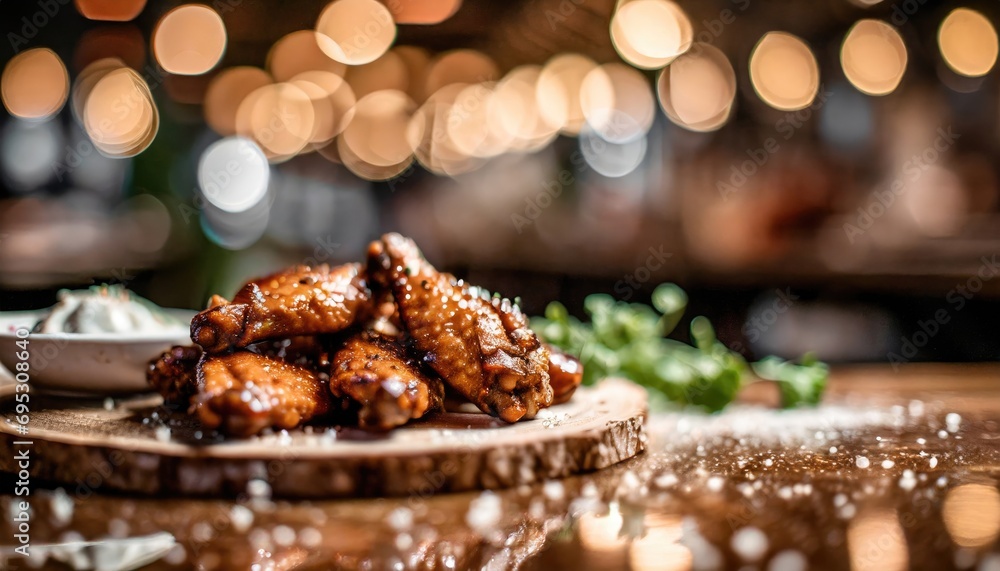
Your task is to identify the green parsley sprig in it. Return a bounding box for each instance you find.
[531,283,829,411]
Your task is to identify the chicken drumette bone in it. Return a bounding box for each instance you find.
[367,233,553,422]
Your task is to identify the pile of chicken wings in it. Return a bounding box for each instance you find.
[148,233,583,437]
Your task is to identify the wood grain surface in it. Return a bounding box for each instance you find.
[0,380,647,498]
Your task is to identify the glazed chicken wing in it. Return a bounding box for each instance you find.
[147,345,203,405]
[367,233,552,422]
[329,331,444,430]
[193,351,332,437]
[190,263,371,353]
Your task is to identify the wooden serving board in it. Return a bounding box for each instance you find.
[0,380,646,498]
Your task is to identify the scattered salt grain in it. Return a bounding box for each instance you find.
[298,527,322,548]
[908,400,924,417]
[945,413,962,433]
[916,438,926,445]
[938,430,949,439]
[229,505,254,533]
[855,456,870,469]
[154,426,171,442]
[543,480,565,501]
[899,470,917,491]
[271,525,295,547]
[387,507,413,531]
[929,456,938,469]
[829,446,837,454]
[833,494,848,508]
[881,460,895,469]
[654,473,679,489]
[731,526,769,562]
[466,491,502,534]
[246,479,271,500]
[191,522,213,542]
[395,532,413,551]
[103,398,114,411]
[707,476,725,492]
[764,458,774,468]
[838,503,857,520]
[49,488,73,526]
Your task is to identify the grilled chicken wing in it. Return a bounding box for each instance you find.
[147,345,203,405]
[193,351,332,437]
[367,233,552,422]
[190,263,371,353]
[329,331,444,430]
[546,345,583,405]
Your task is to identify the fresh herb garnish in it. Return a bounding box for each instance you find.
[531,283,829,412]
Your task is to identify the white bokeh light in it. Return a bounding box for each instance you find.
[197,137,270,213]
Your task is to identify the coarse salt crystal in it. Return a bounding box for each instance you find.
[855,456,870,469]
[731,527,769,562]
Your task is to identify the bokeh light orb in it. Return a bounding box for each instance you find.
[938,8,999,77]
[75,0,146,21]
[83,66,159,157]
[152,4,227,75]
[841,20,907,96]
[657,43,737,132]
[316,0,397,65]
[1,48,70,121]
[610,0,693,69]
[204,66,273,136]
[581,63,654,144]
[537,53,600,135]
[267,30,347,82]
[198,137,270,213]
[749,32,820,111]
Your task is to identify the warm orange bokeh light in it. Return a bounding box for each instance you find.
[83,66,158,157]
[1,48,70,121]
[749,31,820,111]
[387,0,462,25]
[315,0,397,65]
[204,66,272,135]
[536,53,599,135]
[939,8,999,77]
[658,43,737,132]
[488,65,558,152]
[152,4,227,75]
[841,20,907,96]
[582,63,654,143]
[75,0,146,21]
[342,90,419,167]
[291,71,356,141]
[267,30,347,83]
[236,83,316,161]
[611,0,692,69]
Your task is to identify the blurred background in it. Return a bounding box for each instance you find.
[1,0,999,365]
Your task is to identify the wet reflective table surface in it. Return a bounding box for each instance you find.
[2,364,1000,570]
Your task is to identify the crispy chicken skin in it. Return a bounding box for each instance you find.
[330,331,444,430]
[147,345,203,405]
[190,263,371,353]
[547,345,583,405]
[367,233,552,422]
[193,351,332,437]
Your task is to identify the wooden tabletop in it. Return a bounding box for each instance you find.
[1,364,999,570]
